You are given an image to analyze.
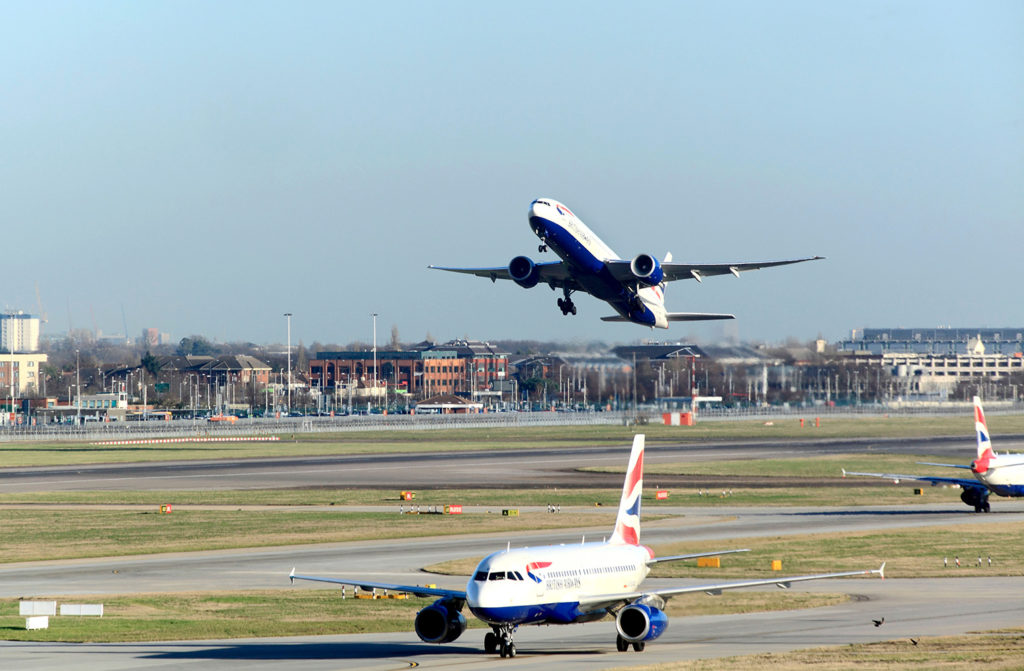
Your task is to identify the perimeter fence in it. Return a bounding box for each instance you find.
[2,400,1021,443]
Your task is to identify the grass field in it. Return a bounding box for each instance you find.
[0,508,618,563]
[631,628,1024,670]
[3,411,1024,467]
[0,589,846,643]
[585,452,962,479]
[0,479,966,508]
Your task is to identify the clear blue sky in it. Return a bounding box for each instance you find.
[3,1,1021,347]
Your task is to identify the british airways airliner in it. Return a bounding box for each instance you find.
[429,198,822,328]
[844,396,1024,512]
[291,435,883,658]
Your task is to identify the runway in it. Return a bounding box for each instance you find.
[3,434,1018,493]
[3,436,1024,669]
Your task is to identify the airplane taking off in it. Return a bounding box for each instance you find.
[291,435,883,658]
[844,396,1024,512]
[429,198,822,328]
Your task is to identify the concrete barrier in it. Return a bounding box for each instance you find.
[60,604,104,616]
[19,601,56,616]
[25,615,49,630]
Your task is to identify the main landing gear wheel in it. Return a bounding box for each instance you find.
[632,641,645,652]
[616,635,629,652]
[484,632,498,654]
[557,289,577,316]
[538,243,548,253]
[499,642,517,658]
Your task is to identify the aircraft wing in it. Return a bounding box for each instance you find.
[289,569,466,601]
[842,468,983,489]
[428,262,579,289]
[605,256,823,284]
[578,564,884,613]
[917,462,972,470]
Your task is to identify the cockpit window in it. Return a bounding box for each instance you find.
[474,571,488,581]
[488,572,505,581]
[513,571,524,581]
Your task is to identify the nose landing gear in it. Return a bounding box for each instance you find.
[485,626,518,658]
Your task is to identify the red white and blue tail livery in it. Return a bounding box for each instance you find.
[430,198,822,329]
[844,396,1024,512]
[291,434,882,658]
[610,434,644,545]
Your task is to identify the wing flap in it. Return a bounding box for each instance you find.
[842,469,980,489]
[658,256,824,283]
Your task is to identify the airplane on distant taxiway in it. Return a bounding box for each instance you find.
[844,396,1024,512]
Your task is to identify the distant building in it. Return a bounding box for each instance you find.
[839,328,1024,356]
[141,328,159,348]
[0,312,41,353]
[0,352,49,397]
[309,339,509,398]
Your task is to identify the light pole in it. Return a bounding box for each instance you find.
[75,349,81,425]
[371,313,378,409]
[284,313,292,414]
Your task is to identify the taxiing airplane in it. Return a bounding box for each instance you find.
[290,435,883,658]
[844,396,1024,512]
[429,198,822,328]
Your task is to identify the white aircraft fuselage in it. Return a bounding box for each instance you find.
[468,542,652,626]
[528,199,669,327]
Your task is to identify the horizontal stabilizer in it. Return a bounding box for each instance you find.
[601,312,735,322]
[666,312,735,321]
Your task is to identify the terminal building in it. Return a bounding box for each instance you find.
[838,327,1024,355]
[837,328,1024,401]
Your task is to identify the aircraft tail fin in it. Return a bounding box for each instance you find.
[972,396,994,473]
[609,434,644,546]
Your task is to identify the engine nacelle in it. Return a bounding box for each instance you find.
[414,598,467,644]
[616,603,668,642]
[961,486,987,508]
[509,255,541,289]
[630,254,664,287]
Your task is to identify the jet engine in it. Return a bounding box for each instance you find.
[509,255,541,289]
[414,598,467,644]
[615,602,668,642]
[630,254,664,287]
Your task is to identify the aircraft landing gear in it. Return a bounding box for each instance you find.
[538,240,548,253]
[557,288,577,316]
[616,634,645,652]
[487,625,517,658]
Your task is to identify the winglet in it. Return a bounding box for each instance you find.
[289,567,295,584]
[877,562,886,580]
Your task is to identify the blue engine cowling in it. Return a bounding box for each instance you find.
[616,603,668,642]
[630,253,664,287]
[414,598,467,644]
[509,255,541,289]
